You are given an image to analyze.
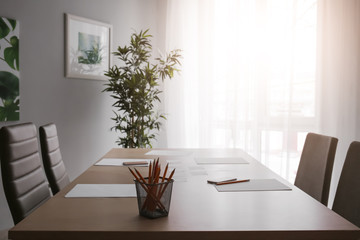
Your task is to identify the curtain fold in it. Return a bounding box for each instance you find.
[317,0,360,206]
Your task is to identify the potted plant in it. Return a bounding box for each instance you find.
[104,29,181,148]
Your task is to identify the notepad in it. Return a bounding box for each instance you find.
[95,158,151,166]
[195,157,249,164]
[215,179,291,192]
[145,150,192,156]
[65,184,136,198]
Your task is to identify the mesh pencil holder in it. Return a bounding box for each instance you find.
[134,178,174,219]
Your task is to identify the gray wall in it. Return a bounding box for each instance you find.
[0,0,164,230]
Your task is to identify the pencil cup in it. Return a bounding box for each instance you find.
[134,178,174,219]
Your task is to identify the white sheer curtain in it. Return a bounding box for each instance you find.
[317,0,360,206]
[161,0,318,182]
[162,0,318,182]
[161,0,360,193]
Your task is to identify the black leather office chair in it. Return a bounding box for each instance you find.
[294,132,338,206]
[0,122,51,224]
[39,123,70,195]
[332,141,360,227]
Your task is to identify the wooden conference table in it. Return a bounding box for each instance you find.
[8,148,360,240]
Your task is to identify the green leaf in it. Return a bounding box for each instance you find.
[0,71,19,100]
[0,18,10,39]
[4,36,19,70]
[0,107,6,121]
[7,111,19,121]
[7,18,17,30]
[0,99,19,121]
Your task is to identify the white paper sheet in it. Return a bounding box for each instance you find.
[145,150,192,156]
[65,184,136,198]
[95,158,151,166]
[215,179,292,192]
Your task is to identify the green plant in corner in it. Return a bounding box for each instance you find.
[103,29,181,148]
[0,17,20,121]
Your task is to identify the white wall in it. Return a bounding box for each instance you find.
[0,0,163,230]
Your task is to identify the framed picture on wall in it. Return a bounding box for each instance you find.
[65,14,112,81]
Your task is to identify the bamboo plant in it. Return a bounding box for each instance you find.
[104,29,181,148]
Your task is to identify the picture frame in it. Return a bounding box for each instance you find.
[65,14,112,81]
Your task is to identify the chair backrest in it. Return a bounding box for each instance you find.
[39,123,70,195]
[0,122,51,224]
[332,141,360,227]
[294,132,338,206]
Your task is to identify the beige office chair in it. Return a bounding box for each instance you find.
[332,141,360,227]
[39,123,70,195]
[0,122,51,224]
[294,132,338,206]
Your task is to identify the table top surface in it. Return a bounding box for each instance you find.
[9,148,360,240]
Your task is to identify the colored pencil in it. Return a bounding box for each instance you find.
[215,179,250,185]
[128,158,175,213]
